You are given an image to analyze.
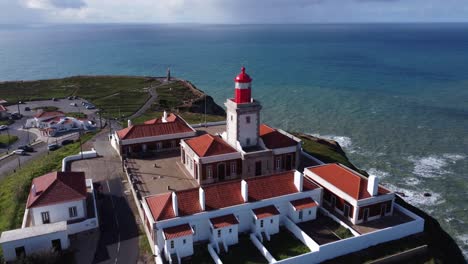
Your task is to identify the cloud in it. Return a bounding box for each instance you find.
[23,0,86,10]
[50,0,86,9]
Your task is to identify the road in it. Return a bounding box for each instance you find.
[71,132,139,264]
[0,117,37,152]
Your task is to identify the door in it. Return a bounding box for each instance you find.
[52,239,62,251]
[381,204,387,217]
[255,161,262,176]
[285,155,292,170]
[363,208,369,222]
[218,163,226,180]
[15,246,25,259]
[343,204,350,218]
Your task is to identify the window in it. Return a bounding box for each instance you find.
[260,220,264,228]
[41,212,50,224]
[230,162,237,176]
[217,230,221,238]
[246,138,251,145]
[246,116,251,124]
[207,165,213,179]
[170,240,174,249]
[229,228,232,233]
[69,206,77,218]
[231,115,233,121]
[275,157,281,169]
[270,219,273,224]
[183,239,186,244]
[157,142,162,150]
[15,246,25,259]
[309,210,312,215]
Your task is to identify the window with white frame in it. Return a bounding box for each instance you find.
[69,206,77,218]
[246,116,251,124]
[207,165,213,179]
[270,219,273,224]
[229,228,232,233]
[246,138,250,145]
[260,220,264,228]
[183,239,186,244]
[217,230,221,238]
[41,212,50,224]
[275,157,281,169]
[170,240,174,248]
[230,162,237,176]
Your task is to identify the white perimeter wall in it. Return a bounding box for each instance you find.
[30,199,86,226]
[1,230,69,262]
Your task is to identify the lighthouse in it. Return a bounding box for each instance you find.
[225,67,262,149]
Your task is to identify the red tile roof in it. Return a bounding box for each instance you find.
[210,214,239,229]
[163,224,193,240]
[204,181,244,210]
[26,171,87,208]
[0,105,7,112]
[145,171,320,222]
[144,113,178,125]
[247,171,299,201]
[259,124,298,149]
[184,134,238,157]
[117,114,193,140]
[34,111,65,119]
[290,197,318,211]
[306,163,390,200]
[253,205,280,219]
[145,193,175,221]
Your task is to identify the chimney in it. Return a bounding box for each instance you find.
[241,180,248,202]
[367,175,379,196]
[127,119,132,127]
[162,111,168,123]
[199,187,205,211]
[294,171,303,192]
[172,192,179,217]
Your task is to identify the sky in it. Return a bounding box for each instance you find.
[1,0,468,24]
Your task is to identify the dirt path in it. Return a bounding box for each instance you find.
[126,80,173,120]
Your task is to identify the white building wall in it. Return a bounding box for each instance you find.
[210,225,239,246]
[288,205,318,224]
[1,231,69,262]
[30,199,86,226]
[163,235,194,259]
[253,215,280,236]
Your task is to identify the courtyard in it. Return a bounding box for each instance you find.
[297,212,354,245]
[262,228,311,261]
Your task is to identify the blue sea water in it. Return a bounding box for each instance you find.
[0,23,467,256]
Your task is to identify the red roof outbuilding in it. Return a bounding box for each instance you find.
[253,205,280,219]
[26,171,87,208]
[210,214,239,229]
[163,224,193,240]
[184,134,238,157]
[117,114,193,140]
[290,197,318,211]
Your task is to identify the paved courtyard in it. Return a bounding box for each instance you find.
[195,124,225,136]
[126,150,198,196]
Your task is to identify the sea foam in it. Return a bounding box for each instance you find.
[409,154,465,178]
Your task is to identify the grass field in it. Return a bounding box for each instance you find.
[263,228,310,260]
[0,134,18,146]
[0,76,160,118]
[220,235,268,264]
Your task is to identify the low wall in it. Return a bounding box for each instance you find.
[62,149,98,171]
[250,233,277,263]
[300,150,325,165]
[283,218,320,251]
[191,121,226,128]
[276,205,424,264]
[320,208,360,237]
[207,244,223,264]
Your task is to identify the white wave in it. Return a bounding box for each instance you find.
[367,168,390,179]
[409,153,465,178]
[386,184,444,208]
[457,234,468,259]
[406,177,421,186]
[308,133,353,149]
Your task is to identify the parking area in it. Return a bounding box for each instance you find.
[126,150,198,196]
[6,98,98,118]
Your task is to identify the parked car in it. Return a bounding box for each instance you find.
[0,125,7,130]
[52,98,58,101]
[70,103,77,106]
[24,107,31,111]
[67,96,73,100]
[13,149,25,155]
[85,105,95,109]
[18,145,34,152]
[11,112,22,120]
[61,139,74,146]
[47,143,60,151]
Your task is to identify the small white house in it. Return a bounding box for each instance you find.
[288,197,318,224]
[251,205,280,240]
[26,171,88,226]
[162,224,194,263]
[209,214,239,250]
[0,221,69,262]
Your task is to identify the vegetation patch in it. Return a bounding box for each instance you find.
[0,135,18,146]
[65,112,87,119]
[263,228,310,260]
[10,250,75,264]
[189,243,214,264]
[220,234,268,264]
[33,106,59,112]
[0,119,14,126]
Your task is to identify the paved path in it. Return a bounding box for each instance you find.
[126,80,174,121]
[71,132,139,264]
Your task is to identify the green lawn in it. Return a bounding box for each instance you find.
[66,112,87,119]
[220,235,268,264]
[0,134,18,146]
[0,119,14,126]
[0,76,160,119]
[155,81,200,109]
[263,228,310,260]
[33,106,59,112]
[0,132,96,235]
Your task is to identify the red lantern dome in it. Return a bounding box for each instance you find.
[234,67,252,104]
[234,67,252,83]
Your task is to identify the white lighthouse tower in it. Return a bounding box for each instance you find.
[225,67,262,150]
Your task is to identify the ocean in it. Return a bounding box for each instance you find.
[0,23,467,256]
